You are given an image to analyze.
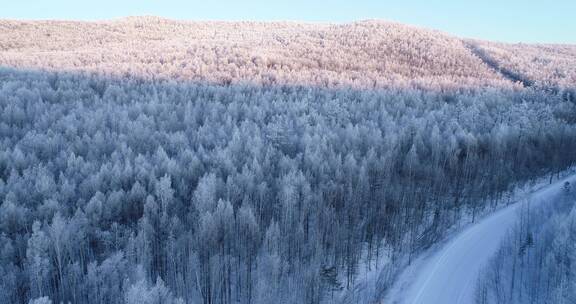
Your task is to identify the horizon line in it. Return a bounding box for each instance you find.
[1,15,574,46]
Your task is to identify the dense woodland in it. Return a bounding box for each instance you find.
[0,18,575,304]
[476,182,576,304]
[2,18,574,92]
[0,18,526,90]
[0,67,574,304]
[472,40,576,89]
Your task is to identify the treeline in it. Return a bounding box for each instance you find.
[0,68,575,304]
[476,181,576,304]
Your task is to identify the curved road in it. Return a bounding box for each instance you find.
[385,173,575,304]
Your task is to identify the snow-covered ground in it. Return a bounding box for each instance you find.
[384,172,576,304]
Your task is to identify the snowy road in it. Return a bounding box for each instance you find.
[384,173,576,304]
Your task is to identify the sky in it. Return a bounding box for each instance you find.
[1,0,575,44]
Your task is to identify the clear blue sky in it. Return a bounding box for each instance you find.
[2,0,575,44]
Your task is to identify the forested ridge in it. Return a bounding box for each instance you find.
[0,17,520,90]
[0,18,575,304]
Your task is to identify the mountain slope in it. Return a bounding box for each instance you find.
[470,40,576,89]
[2,18,574,92]
[0,18,517,90]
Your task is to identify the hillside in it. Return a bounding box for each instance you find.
[2,18,575,92]
[0,17,520,90]
[470,40,576,89]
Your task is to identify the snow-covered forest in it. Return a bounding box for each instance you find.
[469,40,576,89]
[476,182,576,304]
[0,18,548,90]
[0,18,575,304]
